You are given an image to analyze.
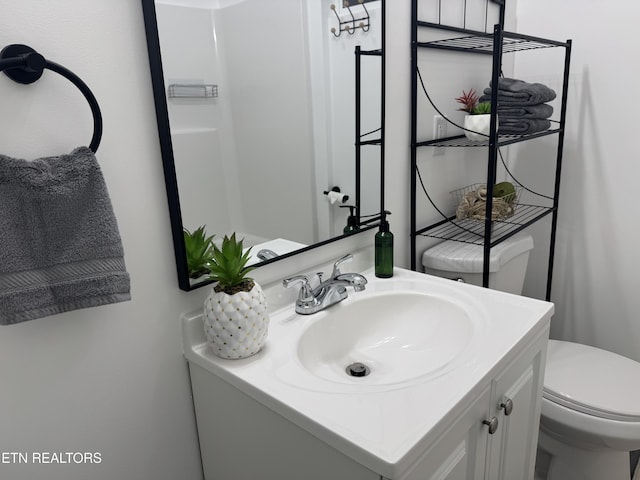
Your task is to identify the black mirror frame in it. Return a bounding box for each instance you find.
[141,0,384,291]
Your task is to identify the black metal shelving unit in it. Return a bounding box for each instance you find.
[410,0,572,301]
[354,0,386,227]
[355,46,384,226]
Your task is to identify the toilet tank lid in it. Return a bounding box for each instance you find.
[421,234,534,274]
[543,340,640,421]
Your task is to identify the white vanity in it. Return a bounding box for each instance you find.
[182,267,552,479]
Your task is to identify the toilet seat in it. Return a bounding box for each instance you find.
[543,340,640,422]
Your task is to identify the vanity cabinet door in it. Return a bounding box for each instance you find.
[484,333,547,480]
[399,385,492,480]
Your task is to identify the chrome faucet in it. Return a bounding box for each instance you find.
[282,254,367,315]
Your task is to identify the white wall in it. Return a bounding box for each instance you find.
[514,1,640,362]
[0,2,205,479]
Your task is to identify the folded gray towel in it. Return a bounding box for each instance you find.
[0,147,131,325]
[498,118,551,134]
[480,77,556,106]
[483,103,553,119]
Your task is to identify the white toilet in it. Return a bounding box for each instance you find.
[422,235,640,480]
[421,233,534,294]
[537,340,640,480]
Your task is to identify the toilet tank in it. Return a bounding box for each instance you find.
[421,234,534,295]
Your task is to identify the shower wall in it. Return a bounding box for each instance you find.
[156,0,317,245]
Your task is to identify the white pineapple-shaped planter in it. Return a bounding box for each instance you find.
[204,281,269,359]
[201,233,269,360]
[464,114,497,141]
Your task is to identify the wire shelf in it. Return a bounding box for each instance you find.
[417,30,569,55]
[416,204,554,245]
[417,128,562,148]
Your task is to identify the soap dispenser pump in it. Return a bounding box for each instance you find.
[341,205,360,235]
[375,210,393,278]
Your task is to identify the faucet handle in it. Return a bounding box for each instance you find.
[331,253,353,277]
[282,275,313,302]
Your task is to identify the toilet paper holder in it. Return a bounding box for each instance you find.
[323,186,349,204]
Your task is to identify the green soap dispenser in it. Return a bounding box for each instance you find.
[375,210,393,278]
[341,205,361,235]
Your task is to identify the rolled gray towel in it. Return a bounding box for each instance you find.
[481,77,556,106]
[0,147,131,325]
[482,103,553,119]
[498,118,551,134]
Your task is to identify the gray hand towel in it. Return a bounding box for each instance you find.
[498,118,551,134]
[481,77,556,105]
[0,147,131,325]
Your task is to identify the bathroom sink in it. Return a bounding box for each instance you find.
[296,291,478,386]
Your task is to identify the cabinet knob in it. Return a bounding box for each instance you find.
[500,398,514,416]
[482,416,499,435]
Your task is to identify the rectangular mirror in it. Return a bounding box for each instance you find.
[142,0,384,290]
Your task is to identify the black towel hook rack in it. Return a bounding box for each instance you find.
[0,44,103,153]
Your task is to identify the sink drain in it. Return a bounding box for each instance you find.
[346,362,370,377]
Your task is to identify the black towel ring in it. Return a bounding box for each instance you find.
[0,44,103,153]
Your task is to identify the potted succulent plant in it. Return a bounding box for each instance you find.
[183,226,215,281]
[455,89,495,141]
[203,233,269,359]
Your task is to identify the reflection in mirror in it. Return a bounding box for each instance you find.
[142,0,384,290]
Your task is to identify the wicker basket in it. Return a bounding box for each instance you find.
[451,183,521,221]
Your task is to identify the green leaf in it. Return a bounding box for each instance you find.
[471,101,491,115]
[183,226,215,278]
[206,233,255,289]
